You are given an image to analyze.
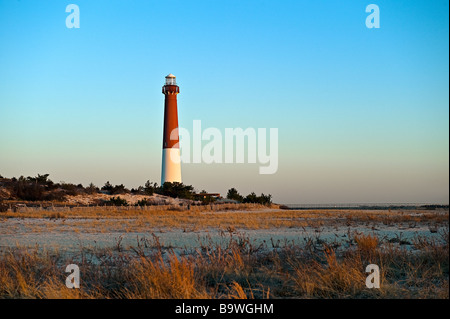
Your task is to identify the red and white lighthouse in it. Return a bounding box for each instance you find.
[161,74,182,185]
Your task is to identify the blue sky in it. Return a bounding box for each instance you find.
[0,0,448,204]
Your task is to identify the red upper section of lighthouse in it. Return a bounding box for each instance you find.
[162,75,180,149]
[162,85,180,95]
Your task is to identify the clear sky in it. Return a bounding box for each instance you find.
[0,0,448,204]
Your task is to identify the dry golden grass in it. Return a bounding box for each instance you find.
[122,253,209,299]
[354,233,379,256]
[1,208,448,299]
[0,202,273,218]
[0,249,105,299]
[0,230,448,299]
[290,250,368,298]
[1,208,447,235]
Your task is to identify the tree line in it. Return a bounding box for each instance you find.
[226,187,272,205]
[0,174,272,206]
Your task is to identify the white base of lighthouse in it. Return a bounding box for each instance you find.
[161,148,182,185]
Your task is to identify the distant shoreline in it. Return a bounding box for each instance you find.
[283,203,449,210]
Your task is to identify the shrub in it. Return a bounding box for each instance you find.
[12,176,45,201]
[44,191,66,201]
[131,186,145,195]
[226,188,244,202]
[102,182,129,195]
[101,181,114,193]
[0,202,8,212]
[59,183,79,196]
[156,182,195,199]
[111,184,129,195]
[243,192,272,205]
[86,183,99,195]
[109,196,128,206]
[144,181,156,196]
[136,199,150,207]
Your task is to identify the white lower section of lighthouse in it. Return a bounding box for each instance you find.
[161,148,182,185]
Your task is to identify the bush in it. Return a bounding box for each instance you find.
[8,174,68,201]
[136,199,150,206]
[144,181,156,196]
[243,192,258,204]
[101,181,114,193]
[226,188,244,202]
[109,196,128,206]
[156,182,195,199]
[12,176,45,201]
[131,186,145,195]
[59,183,80,196]
[44,191,66,202]
[111,184,129,195]
[243,192,272,205]
[86,183,99,195]
[0,202,8,212]
[101,182,129,195]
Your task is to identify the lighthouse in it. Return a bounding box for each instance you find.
[161,74,182,185]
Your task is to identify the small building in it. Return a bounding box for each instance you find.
[197,193,221,199]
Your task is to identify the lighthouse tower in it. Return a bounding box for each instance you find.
[161,74,182,185]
